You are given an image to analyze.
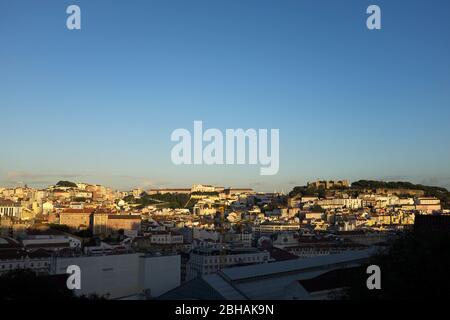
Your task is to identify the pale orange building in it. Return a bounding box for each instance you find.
[59,208,95,230]
[92,213,141,236]
[106,215,141,234]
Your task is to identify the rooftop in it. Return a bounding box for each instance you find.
[61,208,95,215]
[219,248,376,282]
[108,214,141,220]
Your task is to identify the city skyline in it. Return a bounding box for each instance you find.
[1,175,449,193]
[1,0,450,192]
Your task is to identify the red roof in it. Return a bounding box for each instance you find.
[108,215,141,220]
[61,208,95,215]
[0,199,20,207]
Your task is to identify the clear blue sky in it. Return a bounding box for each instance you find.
[1,0,449,191]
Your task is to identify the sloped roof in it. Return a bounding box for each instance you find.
[220,248,376,282]
[298,266,363,293]
[159,277,226,300]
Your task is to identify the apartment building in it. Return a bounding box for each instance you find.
[107,215,141,233]
[186,247,270,280]
[415,197,441,214]
[285,242,368,259]
[21,234,82,251]
[93,213,141,236]
[0,200,22,219]
[0,250,52,275]
[190,184,226,194]
[253,222,300,236]
[305,212,325,220]
[59,208,95,229]
[222,232,252,247]
[147,231,184,244]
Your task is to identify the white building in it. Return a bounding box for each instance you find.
[42,201,54,215]
[54,253,181,299]
[305,212,325,220]
[222,232,252,247]
[0,251,52,275]
[0,237,53,275]
[162,249,376,300]
[272,233,299,249]
[191,184,217,193]
[192,228,220,242]
[0,200,22,219]
[21,234,82,250]
[253,223,300,235]
[186,247,270,281]
[148,232,183,245]
[416,197,440,205]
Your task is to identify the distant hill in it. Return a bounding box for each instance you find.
[56,181,78,188]
[289,180,450,209]
[351,180,450,208]
[350,180,448,193]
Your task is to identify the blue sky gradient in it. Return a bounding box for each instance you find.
[1,0,449,191]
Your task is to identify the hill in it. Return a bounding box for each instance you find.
[289,180,450,209]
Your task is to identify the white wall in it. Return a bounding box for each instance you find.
[55,253,180,299]
[141,255,180,297]
[55,254,141,299]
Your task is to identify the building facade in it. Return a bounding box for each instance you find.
[0,200,22,219]
[186,247,270,280]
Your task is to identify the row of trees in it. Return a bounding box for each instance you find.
[55,180,78,188]
[123,192,191,209]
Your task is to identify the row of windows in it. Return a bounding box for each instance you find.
[291,248,336,253]
[203,255,265,265]
[1,261,48,270]
[0,207,17,215]
[151,237,183,242]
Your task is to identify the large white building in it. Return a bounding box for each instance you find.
[162,249,376,300]
[186,247,270,281]
[0,200,22,219]
[191,184,225,193]
[0,246,181,299]
[53,253,181,299]
[253,223,300,235]
[21,234,82,250]
[317,198,362,210]
[0,237,52,275]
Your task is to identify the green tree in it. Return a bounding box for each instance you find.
[56,180,78,188]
